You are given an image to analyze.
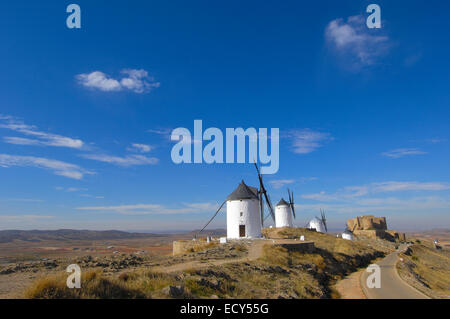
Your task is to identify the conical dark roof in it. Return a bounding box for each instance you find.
[276,198,289,206]
[227,180,259,201]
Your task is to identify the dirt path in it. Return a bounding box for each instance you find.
[334,269,366,299]
[152,240,267,273]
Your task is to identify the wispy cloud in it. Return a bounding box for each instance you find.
[55,186,88,192]
[76,69,160,94]
[0,215,54,223]
[382,148,427,158]
[427,138,447,144]
[284,129,333,154]
[325,15,390,67]
[0,198,44,203]
[0,154,94,180]
[371,181,450,192]
[127,143,152,153]
[295,196,450,219]
[81,154,159,166]
[77,202,218,215]
[0,116,84,149]
[147,128,173,136]
[269,179,295,189]
[302,181,450,202]
[80,194,104,199]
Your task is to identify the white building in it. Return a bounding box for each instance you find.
[307,217,326,233]
[226,180,262,239]
[275,198,293,228]
[342,229,354,241]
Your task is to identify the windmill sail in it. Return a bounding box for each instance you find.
[288,189,296,219]
[254,162,275,222]
[320,209,328,232]
[259,191,264,227]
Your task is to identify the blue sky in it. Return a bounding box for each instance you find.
[0,0,449,231]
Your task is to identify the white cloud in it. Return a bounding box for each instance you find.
[427,138,447,144]
[0,116,83,149]
[371,181,450,192]
[76,69,160,94]
[77,202,218,215]
[284,129,333,154]
[55,187,88,192]
[325,15,390,66]
[0,154,94,180]
[269,179,295,189]
[302,181,450,202]
[80,194,104,199]
[382,148,427,158]
[81,153,158,166]
[296,196,450,217]
[147,128,173,136]
[76,71,121,91]
[127,143,152,153]
[120,69,160,93]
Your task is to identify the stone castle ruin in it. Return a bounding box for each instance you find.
[347,215,406,242]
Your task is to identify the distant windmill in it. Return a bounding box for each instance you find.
[342,224,354,241]
[307,208,328,233]
[319,209,328,233]
[275,189,296,228]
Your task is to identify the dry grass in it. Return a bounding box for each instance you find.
[25,228,392,299]
[398,244,450,298]
[189,242,218,253]
[25,270,145,299]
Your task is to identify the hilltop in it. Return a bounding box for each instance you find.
[0,229,165,243]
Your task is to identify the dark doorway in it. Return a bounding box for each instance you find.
[239,225,246,237]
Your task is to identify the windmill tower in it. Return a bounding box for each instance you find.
[226,180,261,239]
[226,163,275,239]
[275,189,296,228]
[195,163,274,240]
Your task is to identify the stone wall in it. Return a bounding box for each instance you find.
[348,215,405,242]
[347,215,387,231]
[172,240,216,256]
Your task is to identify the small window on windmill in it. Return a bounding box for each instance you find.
[240,212,243,217]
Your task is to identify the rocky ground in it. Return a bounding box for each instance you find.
[3,228,402,299]
[0,243,246,298]
[397,243,450,299]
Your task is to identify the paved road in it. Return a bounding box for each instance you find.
[360,244,430,299]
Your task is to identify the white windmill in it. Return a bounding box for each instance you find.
[342,226,354,241]
[195,162,275,239]
[307,209,328,233]
[275,189,296,228]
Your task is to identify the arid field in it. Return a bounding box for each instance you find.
[0,228,448,299]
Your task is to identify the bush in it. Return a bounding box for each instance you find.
[25,270,145,299]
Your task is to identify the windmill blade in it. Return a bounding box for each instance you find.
[195,200,226,238]
[320,209,328,232]
[264,192,275,222]
[259,191,264,227]
[254,162,275,222]
[288,189,296,219]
